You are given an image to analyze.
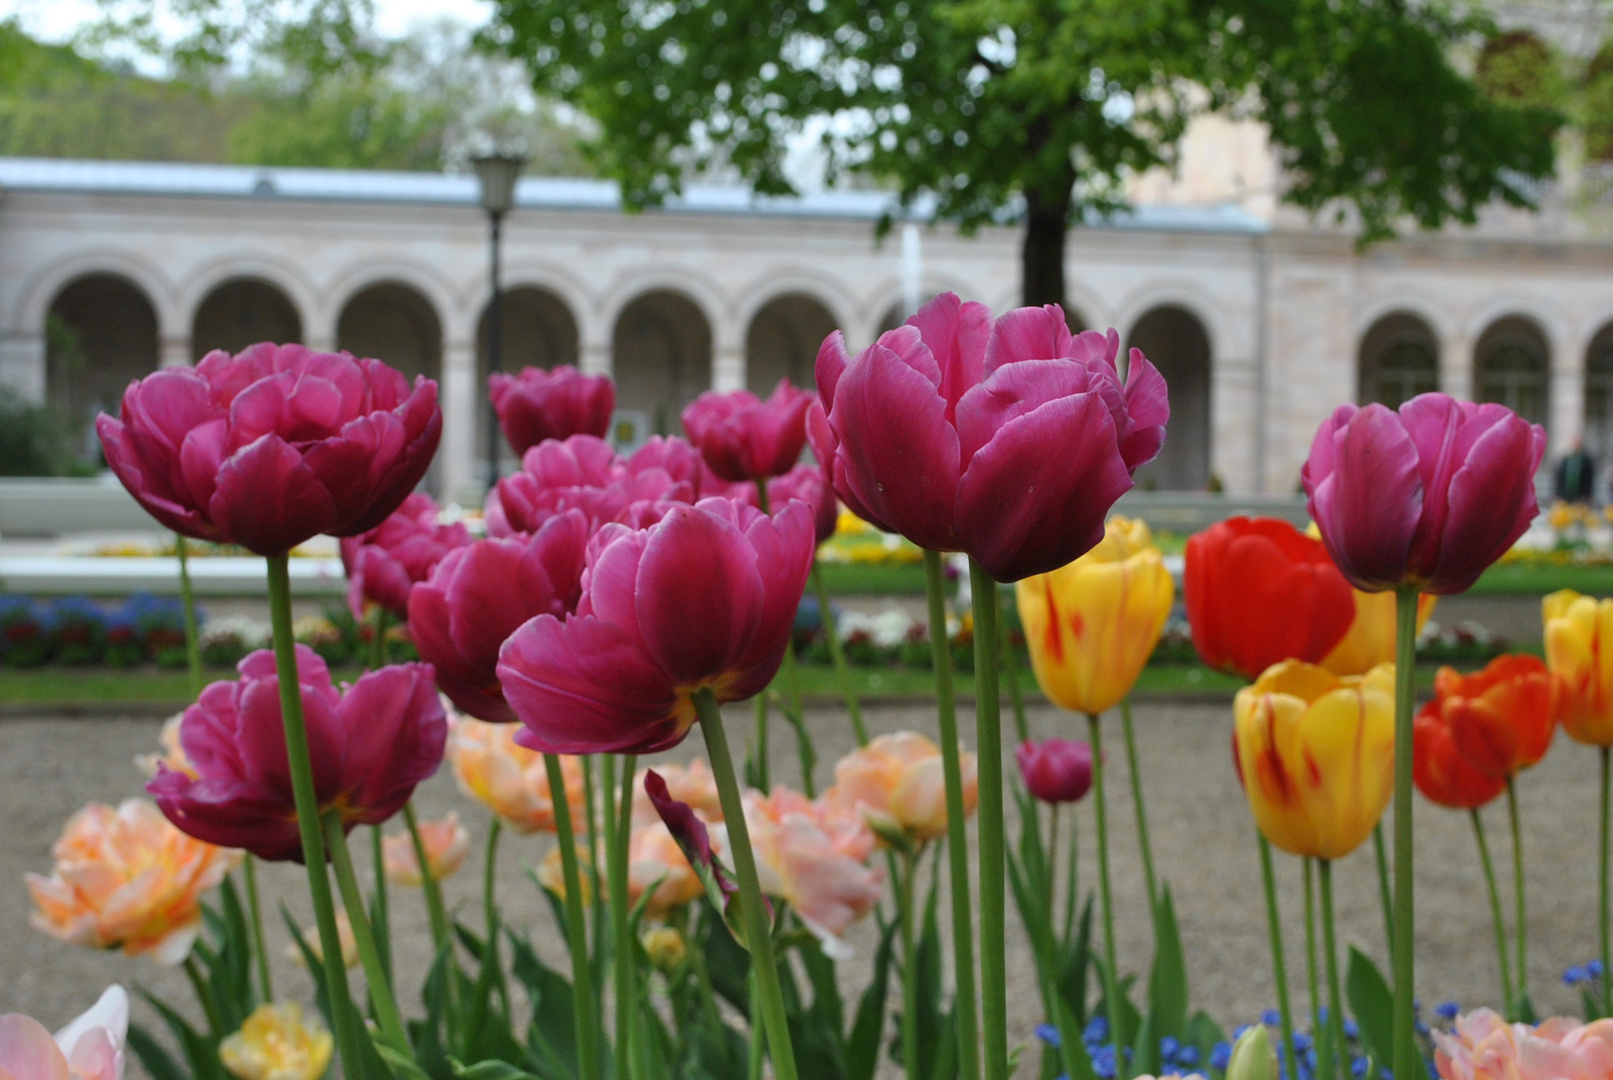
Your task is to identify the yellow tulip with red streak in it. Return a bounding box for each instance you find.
[1015,516,1173,716]
[1544,590,1613,746]
[1233,661,1395,860]
[1320,590,1436,676]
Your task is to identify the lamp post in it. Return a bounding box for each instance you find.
[473,151,527,491]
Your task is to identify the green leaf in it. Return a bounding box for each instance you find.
[449,1060,543,1080]
[375,1042,435,1080]
[1345,947,1394,1075]
[126,1022,188,1080]
[847,921,897,1080]
[507,931,579,1079]
[1147,886,1188,1043]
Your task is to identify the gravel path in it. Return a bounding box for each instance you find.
[1,698,1602,1071]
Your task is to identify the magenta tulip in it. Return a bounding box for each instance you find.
[645,769,735,900]
[147,646,446,862]
[681,379,814,483]
[627,435,747,499]
[765,463,837,545]
[816,293,1169,582]
[340,492,470,619]
[407,510,591,723]
[1015,738,1094,804]
[498,497,816,755]
[1302,394,1546,594]
[488,365,615,455]
[97,343,440,556]
[486,435,692,537]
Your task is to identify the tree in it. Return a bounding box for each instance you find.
[487,0,1561,307]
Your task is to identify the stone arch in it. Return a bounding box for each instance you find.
[744,293,838,393]
[45,273,160,460]
[612,290,714,437]
[1358,311,1440,408]
[337,282,444,382]
[1585,322,1613,458]
[1474,314,1551,427]
[191,277,303,360]
[15,252,177,340]
[1125,305,1212,491]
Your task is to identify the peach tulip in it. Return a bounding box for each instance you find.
[1232,661,1396,860]
[1544,590,1613,746]
[740,787,884,957]
[1433,1008,1613,1080]
[27,800,239,965]
[631,759,724,826]
[285,911,358,969]
[218,1003,333,1080]
[450,716,586,833]
[0,985,128,1080]
[827,732,977,843]
[536,845,594,904]
[134,714,194,780]
[382,812,471,886]
[627,822,705,917]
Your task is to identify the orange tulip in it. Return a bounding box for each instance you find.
[449,716,586,833]
[382,812,471,886]
[1543,590,1613,746]
[826,732,976,843]
[27,799,239,964]
[1232,661,1395,860]
[1413,706,1507,810]
[1424,655,1555,779]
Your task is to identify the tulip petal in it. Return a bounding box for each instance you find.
[982,304,1073,372]
[1309,404,1423,591]
[1119,347,1170,470]
[208,434,338,556]
[906,292,989,419]
[0,1015,69,1080]
[634,504,765,684]
[1427,412,1544,592]
[815,330,850,405]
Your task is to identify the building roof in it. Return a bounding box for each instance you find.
[0,155,1269,234]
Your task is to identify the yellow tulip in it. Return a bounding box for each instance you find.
[1015,516,1173,716]
[1232,661,1395,860]
[219,1003,334,1080]
[1543,590,1613,746]
[1320,590,1437,676]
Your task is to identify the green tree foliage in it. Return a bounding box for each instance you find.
[487,0,1562,305]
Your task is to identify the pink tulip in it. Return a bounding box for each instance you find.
[486,435,695,537]
[1434,1009,1613,1080]
[488,365,615,455]
[681,379,814,483]
[764,464,838,545]
[407,510,591,723]
[0,986,128,1080]
[498,497,816,755]
[625,435,742,499]
[147,646,446,862]
[1302,394,1545,594]
[816,293,1169,581]
[340,492,470,619]
[96,343,440,556]
[1015,738,1094,804]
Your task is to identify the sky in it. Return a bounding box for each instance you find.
[0,0,491,45]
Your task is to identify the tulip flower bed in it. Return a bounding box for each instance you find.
[15,301,1613,1080]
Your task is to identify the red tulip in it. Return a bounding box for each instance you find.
[147,646,446,862]
[498,497,816,755]
[407,510,591,723]
[682,379,814,483]
[97,343,440,556]
[1184,517,1357,680]
[340,492,470,619]
[1302,394,1545,594]
[488,365,615,456]
[1427,655,1556,779]
[815,293,1168,581]
[1413,707,1508,810]
[1015,738,1093,804]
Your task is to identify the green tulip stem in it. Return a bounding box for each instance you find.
[1602,747,1611,1016]
[998,589,1029,744]
[322,811,412,1057]
[922,549,981,1080]
[544,752,603,1080]
[898,849,922,1080]
[1304,858,1322,1038]
[968,559,1009,1080]
[265,554,362,1075]
[1087,711,1125,1076]
[1372,823,1395,969]
[183,953,223,1039]
[1390,584,1419,1080]
[174,534,203,697]
[1470,809,1515,1017]
[1047,803,1061,916]
[1257,835,1299,1080]
[403,801,451,953]
[606,753,641,1080]
[370,826,393,987]
[370,604,389,671]
[483,815,502,943]
[242,855,273,1003]
[1119,697,1158,909]
[810,559,868,746]
[695,689,800,1080]
[1319,860,1347,1080]
[752,694,771,791]
[1506,778,1528,1007]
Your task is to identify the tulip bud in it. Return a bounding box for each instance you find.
[1015,739,1093,804]
[1226,1022,1279,1080]
[220,1003,334,1080]
[643,926,688,973]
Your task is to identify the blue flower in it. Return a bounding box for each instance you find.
[1351,1060,1368,1078]
[1263,1009,1282,1027]
[1037,1024,1061,1047]
[1176,1046,1200,1067]
[1293,1032,1313,1052]
[1436,1002,1460,1021]
[1211,1042,1233,1071]
[1092,1046,1117,1079]
[1415,1020,1431,1037]
[1566,965,1588,986]
[1160,1036,1181,1062]
[1590,959,1606,977]
[1233,1025,1253,1041]
[1343,1020,1360,1039]
[1084,1016,1110,1045]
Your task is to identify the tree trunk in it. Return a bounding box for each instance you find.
[1021,178,1073,309]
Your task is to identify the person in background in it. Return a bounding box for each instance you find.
[1556,438,1596,505]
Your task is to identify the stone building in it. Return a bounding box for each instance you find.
[3,154,1612,503]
